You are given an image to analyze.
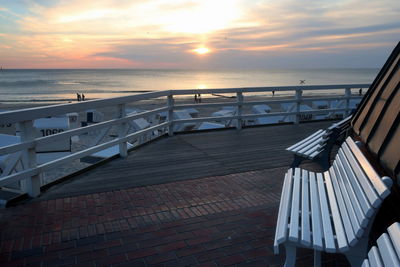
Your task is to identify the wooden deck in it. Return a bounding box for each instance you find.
[1,120,354,266]
[37,120,334,201]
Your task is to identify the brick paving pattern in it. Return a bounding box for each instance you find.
[0,167,348,266]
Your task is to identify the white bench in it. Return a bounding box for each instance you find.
[362,222,400,267]
[274,137,393,266]
[286,116,352,170]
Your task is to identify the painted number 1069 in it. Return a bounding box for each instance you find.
[40,129,64,136]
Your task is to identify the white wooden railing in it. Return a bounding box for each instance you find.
[0,84,369,197]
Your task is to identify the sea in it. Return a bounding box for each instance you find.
[0,68,378,104]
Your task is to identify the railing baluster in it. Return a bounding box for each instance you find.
[237,91,243,130]
[295,89,302,124]
[168,94,174,136]
[345,88,351,117]
[19,120,41,197]
[118,104,128,158]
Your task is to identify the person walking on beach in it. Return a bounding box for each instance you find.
[272,90,275,96]
[197,94,201,103]
[194,94,198,103]
[359,88,362,96]
[76,93,81,101]
[82,94,85,101]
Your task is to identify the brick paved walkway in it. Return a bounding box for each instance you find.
[0,167,348,266]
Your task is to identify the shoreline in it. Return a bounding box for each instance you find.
[0,90,355,110]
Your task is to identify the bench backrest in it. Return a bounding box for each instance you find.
[327,137,392,249]
[362,222,400,266]
[315,115,352,155]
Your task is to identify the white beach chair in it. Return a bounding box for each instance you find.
[33,117,71,153]
[0,133,72,195]
[312,100,329,110]
[86,109,104,123]
[211,106,237,127]
[180,108,199,118]
[252,104,272,114]
[251,104,283,125]
[280,103,294,112]
[280,103,314,122]
[0,110,16,135]
[173,110,197,132]
[197,122,225,130]
[0,134,23,177]
[328,100,346,119]
[82,109,155,164]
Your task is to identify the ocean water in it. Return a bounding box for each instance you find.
[0,68,378,104]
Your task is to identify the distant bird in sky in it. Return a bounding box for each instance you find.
[299,80,306,84]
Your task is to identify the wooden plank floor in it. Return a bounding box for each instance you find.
[37,120,335,200]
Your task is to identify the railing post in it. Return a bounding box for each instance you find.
[295,89,302,124]
[236,91,243,130]
[167,94,174,136]
[117,104,128,158]
[19,120,41,197]
[345,88,351,117]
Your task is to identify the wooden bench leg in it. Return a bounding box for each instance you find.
[284,244,297,267]
[316,155,330,171]
[314,250,321,267]
[344,236,369,267]
[291,155,303,168]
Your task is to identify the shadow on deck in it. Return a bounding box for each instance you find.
[0,121,349,266]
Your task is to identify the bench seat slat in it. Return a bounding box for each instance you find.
[368,246,384,267]
[310,172,323,250]
[335,160,365,238]
[333,162,363,238]
[286,129,324,151]
[361,259,370,267]
[289,168,301,242]
[273,169,294,253]
[387,223,400,259]
[341,142,381,209]
[324,171,348,252]
[293,136,323,155]
[377,233,400,266]
[309,150,321,159]
[296,137,324,155]
[301,169,311,246]
[317,173,336,252]
[338,150,373,219]
[336,154,369,229]
[288,131,324,152]
[346,139,390,199]
[329,167,357,246]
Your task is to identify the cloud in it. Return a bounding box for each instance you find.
[1,0,399,68]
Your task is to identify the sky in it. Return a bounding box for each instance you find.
[0,0,399,69]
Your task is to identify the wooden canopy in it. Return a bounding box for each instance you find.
[352,41,400,181]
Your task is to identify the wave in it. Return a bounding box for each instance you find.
[114,90,153,93]
[0,98,78,103]
[0,79,101,87]
[0,79,53,87]
[55,81,81,85]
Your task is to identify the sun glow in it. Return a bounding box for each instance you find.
[194,47,210,55]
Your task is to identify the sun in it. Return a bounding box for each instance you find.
[194,47,210,55]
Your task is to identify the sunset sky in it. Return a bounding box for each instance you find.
[0,0,399,69]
